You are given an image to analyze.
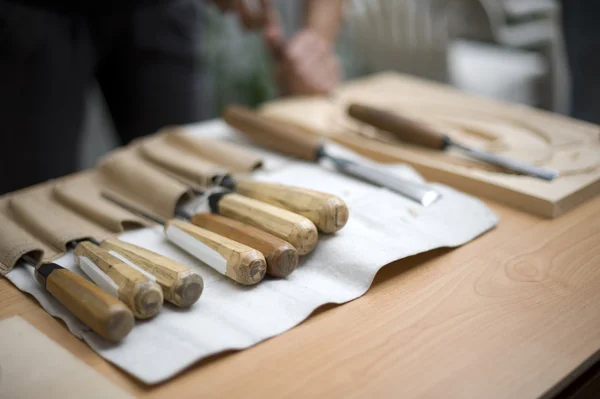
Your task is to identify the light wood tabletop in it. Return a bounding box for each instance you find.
[1,192,599,398]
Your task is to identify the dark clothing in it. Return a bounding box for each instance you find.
[0,0,203,194]
[3,0,170,16]
[561,0,600,124]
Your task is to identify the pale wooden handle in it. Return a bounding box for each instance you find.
[74,241,164,319]
[223,105,323,161]
[35,264,134,342]
[347,103,450,150]
[190,213,298,278]
[100,238,204,308]
[216,193,319,255]
[164,219,266,285]
[235,180,349,233]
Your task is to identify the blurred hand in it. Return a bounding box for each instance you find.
[212,0,342,95]
[267,29,341,96]
[211,0,272,30]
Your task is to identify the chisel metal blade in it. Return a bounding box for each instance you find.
[451,143,559,181]
[325,154,441,207]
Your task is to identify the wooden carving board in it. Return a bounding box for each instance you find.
[260,72,600,218]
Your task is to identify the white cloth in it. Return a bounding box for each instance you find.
[5,121,498,384]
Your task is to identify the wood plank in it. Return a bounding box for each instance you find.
[2,194,599,398]
[260,72,600,218]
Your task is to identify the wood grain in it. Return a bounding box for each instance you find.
[223,105,323,161]
[234,180,349,233]
[218,193,319,255]
[190,213,298,278]
[165,219,266,285]
[74,241,164,319]
[100,238,204,308]
[36,265,134,342]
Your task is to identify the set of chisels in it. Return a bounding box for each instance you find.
[19,173,349,342]
[12,99,554,345]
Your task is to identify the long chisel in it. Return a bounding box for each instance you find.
[347,103,559,181]
[102,194,268,285]
[223,105,441,207]
[20,254,134,342]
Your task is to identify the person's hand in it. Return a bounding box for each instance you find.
[267,29,341,96]
[211,0,272,30]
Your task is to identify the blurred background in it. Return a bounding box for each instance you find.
[2,0,596,194]
[80,0,574,169]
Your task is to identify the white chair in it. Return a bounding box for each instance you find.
[343,0,567,111]
[448,0,569,112]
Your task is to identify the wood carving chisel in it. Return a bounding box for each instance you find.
[68,239,164,319]
[223,105,441,207]
[20,254,134,342]
[99,238,204,307]
[102,194,268,285]
[216,177,348,233]
[181,188,319,255]
[347,103,559,181]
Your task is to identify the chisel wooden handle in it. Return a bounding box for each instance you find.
[74,241,164,319]
[347,103,450,150]
[223,105,323,161]
[164,219,267,285]
[34,263,134,342]
[191,213,298,278]
[216,193,319,255]
[234,179,349,233]
[100,238,204,308]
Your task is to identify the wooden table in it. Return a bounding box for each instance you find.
[1,189,600,398]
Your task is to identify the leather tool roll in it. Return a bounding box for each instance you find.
[139,136,227,188]
[0,210,47,274]
[0,173,148,273]
[163,127,264,172]
[98,149,194,220]
[54,174,149,233]
[9,187,111,252]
